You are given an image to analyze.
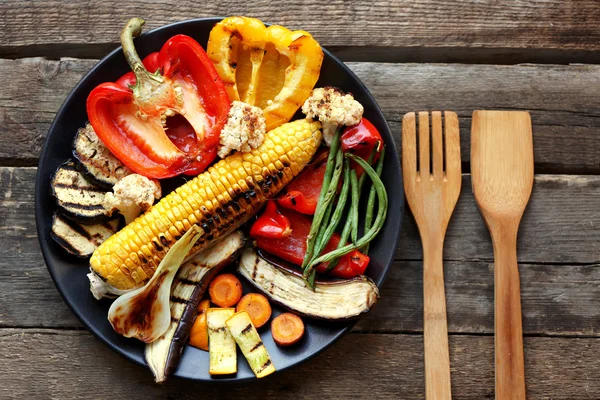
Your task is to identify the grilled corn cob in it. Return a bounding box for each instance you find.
[90,119,321,290]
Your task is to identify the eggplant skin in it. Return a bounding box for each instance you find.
[51,160,110,223]
[145,231,246,383]
[238,248,380,321]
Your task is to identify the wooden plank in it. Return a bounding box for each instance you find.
[2,167,598,335]
[1,329,598,399]
[1,0,600,62]
[1,58,599,173]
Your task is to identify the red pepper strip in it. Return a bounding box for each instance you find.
[86,18,230,179]
[341,117,383,177]
[278,161,327,215]
[255,208,370,279]
[250,201,292,239]
[115,52,160,88]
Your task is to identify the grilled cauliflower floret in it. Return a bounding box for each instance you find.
[103,174,162,224]
[301,86,364,146]
[218,101,267,158]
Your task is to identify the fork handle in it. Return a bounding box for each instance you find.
[492,226,526,400]
[423,238,452,400]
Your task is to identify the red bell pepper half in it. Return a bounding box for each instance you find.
[86,18,230,179]
[341,117,383,177]
[253,207,370,279]
[250,201,292,239]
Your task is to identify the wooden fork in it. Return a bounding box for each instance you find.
[402,111,461,400]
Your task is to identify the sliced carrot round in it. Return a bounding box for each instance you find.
[271,312,304,346]
[189,299,211,351]
[208,273,243,307]
[236,293,272,328]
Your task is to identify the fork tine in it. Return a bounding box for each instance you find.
[402,112,417,179]
[431,111,443,178]
[418,111,430,178]
[444,111,461,181]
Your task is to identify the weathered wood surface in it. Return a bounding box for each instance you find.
[2,58,600,173]
[2,0,600,63]
[2,167,598,336]
[1,329,599,399]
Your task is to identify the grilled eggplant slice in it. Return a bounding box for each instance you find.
[73,123,132,187]
[51,160,109,222]
[50,213,119,257]
[145,231,245,382]
[239,248,380,320]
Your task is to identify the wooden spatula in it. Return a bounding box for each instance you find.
[471,111,533,400]
[403,111,461,400]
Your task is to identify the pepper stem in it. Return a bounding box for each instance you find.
[120,18,163,86]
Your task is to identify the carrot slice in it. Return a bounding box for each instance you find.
[189,299,211,351]
[236,293,272,329]
[271,313,304,346]
[209,273,243,307]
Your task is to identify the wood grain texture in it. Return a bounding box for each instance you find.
[1,58,600,173]
[2,168,599,335]
[1,0,600,61]
[1,329,599,399]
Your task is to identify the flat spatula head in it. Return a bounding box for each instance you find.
[471,111,534,220]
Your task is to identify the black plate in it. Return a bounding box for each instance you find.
[35,18,404,382]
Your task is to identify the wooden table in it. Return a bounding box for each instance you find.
[1,1,599,398]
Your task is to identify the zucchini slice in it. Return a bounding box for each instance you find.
[73,123,132,187]
[51,160,109,222]
[207,308,237,375]
[226,311,275,378]
[50,213,119,257]
[238,248,379,320]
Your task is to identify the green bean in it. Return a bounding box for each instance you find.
[324,145,379,273]
[311,158,351,265]
[301,137,344,274]
[306,154,388,270]
[362,146,386,254]
[349,170,359,243]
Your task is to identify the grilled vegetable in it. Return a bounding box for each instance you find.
[189,299,211,351]
[207,308,237,375]
[145,231,245,382]
[73,123,132,187]
[108,226,203,343]
[238,249,379,320]
[271,313,304,347]
[209,273,243,307]
[226,311,275,378]
[51,213,119,257]
[236,293,272,329]
[90,118,322,291]
[208,16,324,131]
[51,160,110,222]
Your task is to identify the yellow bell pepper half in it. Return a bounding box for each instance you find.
[208,16,324,131]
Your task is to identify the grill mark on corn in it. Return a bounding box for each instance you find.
[90,120,321,289]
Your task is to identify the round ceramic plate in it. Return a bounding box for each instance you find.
[35,18,403,382]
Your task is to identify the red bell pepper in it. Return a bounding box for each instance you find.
[278,161,326,215]
[341,118,383,177]
[86,18,230,179]
[254,208,370,279]
[249,201,292,239]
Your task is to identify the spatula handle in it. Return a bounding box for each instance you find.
[423,240,452,400]
[493,228,526,400]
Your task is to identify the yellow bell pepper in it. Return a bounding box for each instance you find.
[207,16,324,131]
